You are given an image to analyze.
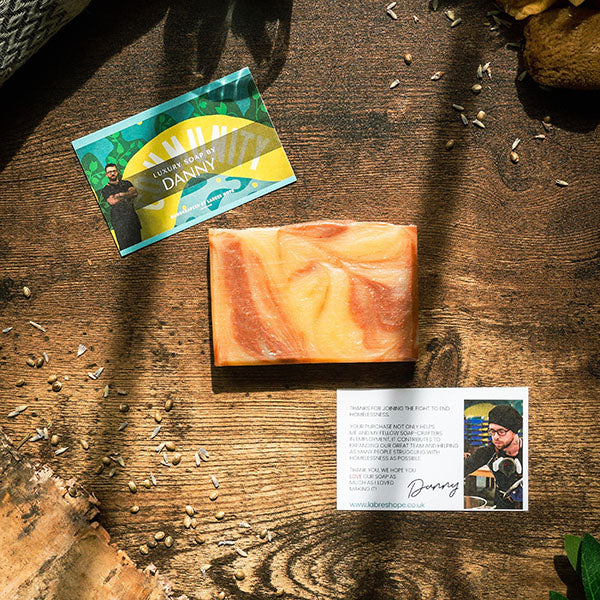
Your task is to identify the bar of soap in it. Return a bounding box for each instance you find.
[209,220,418,365]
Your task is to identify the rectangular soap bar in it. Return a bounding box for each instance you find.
[209,220,418,366]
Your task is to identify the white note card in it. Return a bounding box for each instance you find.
[337,388,528,512]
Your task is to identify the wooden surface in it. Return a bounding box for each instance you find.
[1,0,599,598]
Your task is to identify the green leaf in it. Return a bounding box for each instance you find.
[81,152,106,184]
[565,534,583,572]
[220,100,243,118]
[549,592,568,600]
[581,533,600,600]
[215,102,228,115]
[104,132,146,173]
[154,113,177,135]
[189,97,216,117]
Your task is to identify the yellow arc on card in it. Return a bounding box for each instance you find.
[123,115,293,239]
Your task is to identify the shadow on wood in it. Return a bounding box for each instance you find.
[515,81,600,134]
[162,0,293,93]
[211,360,416,394]
[553,555,586,600]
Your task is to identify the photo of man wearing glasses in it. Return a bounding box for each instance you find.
[464,404,524,509]
[101,163,142,251]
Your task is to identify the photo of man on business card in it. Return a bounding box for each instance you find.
[464,400,526,510]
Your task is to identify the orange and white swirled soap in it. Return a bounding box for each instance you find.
[209,221,418,366]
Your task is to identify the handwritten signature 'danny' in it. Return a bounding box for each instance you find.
[407,479,460,498]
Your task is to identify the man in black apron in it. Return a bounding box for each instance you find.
[101,163,142,251]
[464,404,524,509]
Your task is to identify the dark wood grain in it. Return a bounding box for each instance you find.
[1,0,599,598]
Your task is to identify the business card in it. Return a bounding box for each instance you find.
[72,68,296,256]
[337,387,528,511]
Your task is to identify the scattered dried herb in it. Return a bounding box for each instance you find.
[88,367,104,380]
[8,405,28,417]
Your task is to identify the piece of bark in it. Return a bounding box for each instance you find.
[209,220,418,366]
[0,428,184,600]
[524,7,600,89]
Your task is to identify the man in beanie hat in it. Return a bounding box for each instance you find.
[464,404,524,509]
